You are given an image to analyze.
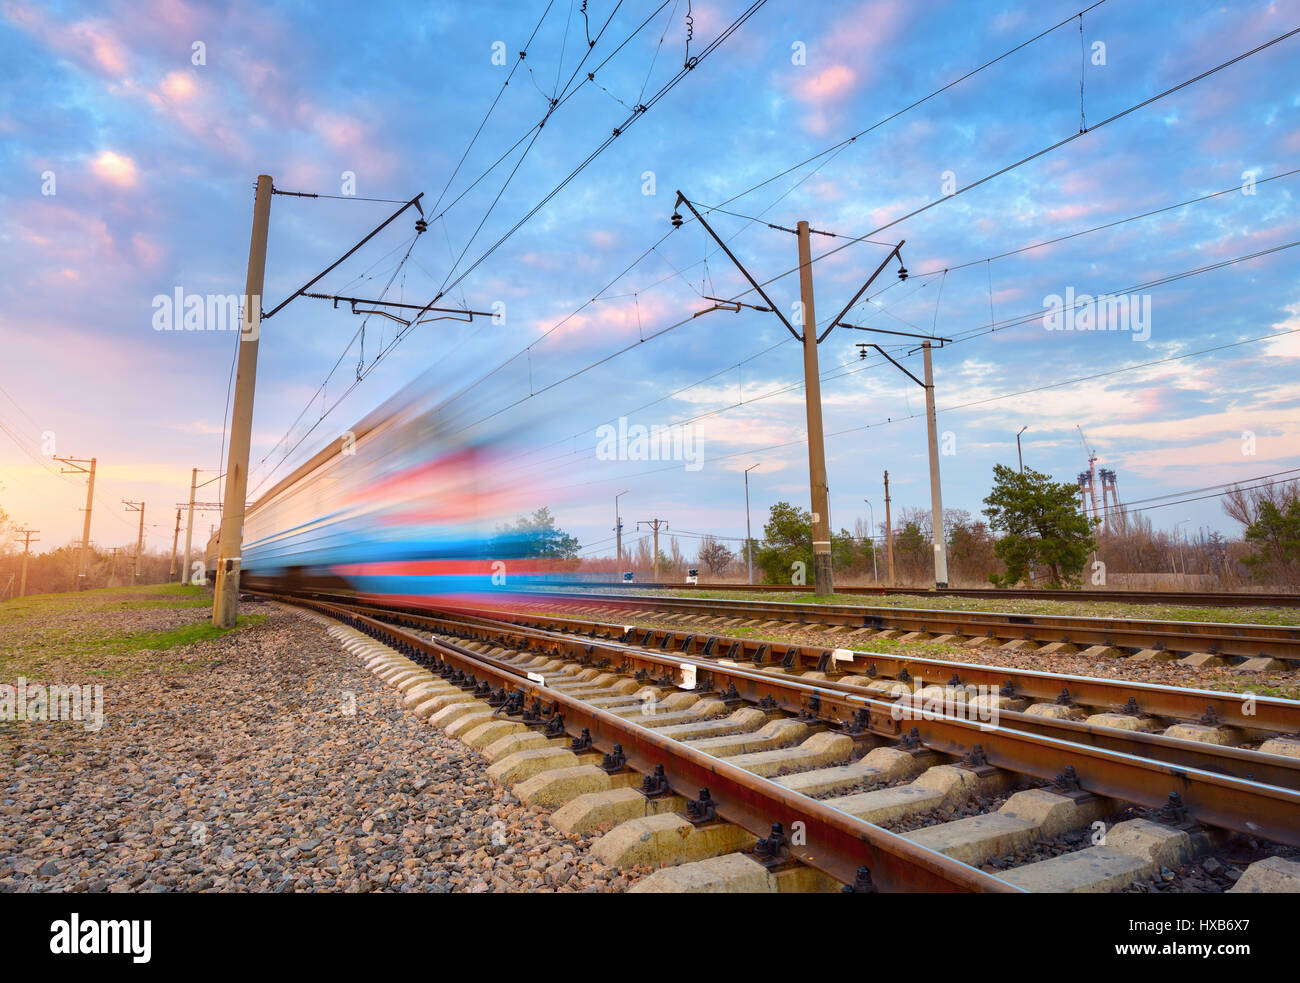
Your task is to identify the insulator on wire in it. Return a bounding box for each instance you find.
[414,219,428,234]
[670,211,683,229]
[897,264,908,281]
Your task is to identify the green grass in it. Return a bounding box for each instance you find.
[0,582,210,627]
[99,615,268,653]
[0,583,266,679]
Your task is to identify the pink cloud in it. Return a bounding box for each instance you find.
[1045,203,1090,223]
[3,3,130,76]
[132,233,164,267]
[789,0,909,132]
[797,64,857,104]
[157,70,197,102]
[91,150,139,187]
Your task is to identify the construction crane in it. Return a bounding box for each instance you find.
[1077,426,1103,530]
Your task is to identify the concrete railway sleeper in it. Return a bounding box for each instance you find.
[272,594,1300,894]
[283,598,1015,892]
[260,590,1300,737]
[253,593,1300,788]
[424,602,1300,739]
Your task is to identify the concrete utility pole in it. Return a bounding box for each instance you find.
[744,463,760,585]
[16,528,38,597]
[169,508,182,582]
[55,456,96,589]
[614,489,630,583]
[674,192,906,597]
[1017,426,1028,474]
[922,341,948,588]
[123,501,145,584]
[637,519,668,582]
[884,470,895,588]
[182,468,198,585]
[109,546,123,585]
[862,500,877,584]
[796,221,834,596]
[214,174,273,628]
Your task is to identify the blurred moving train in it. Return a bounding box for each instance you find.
[205,371,581,602]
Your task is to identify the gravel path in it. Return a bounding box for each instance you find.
[1,604,643,893]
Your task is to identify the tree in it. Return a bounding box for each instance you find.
[982,464,1095,588]
[491,506,580,559]
[947,518,997,584]
[1223,478,1300,528]
[894,521,929,582]
[697,537,734,577]
[831,527,862,575]
[755,501,812,585]
[1241,497,1300,586]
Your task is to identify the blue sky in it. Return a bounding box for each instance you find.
[1,0,1297,558]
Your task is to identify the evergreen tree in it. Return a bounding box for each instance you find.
[982,464,1095,588]
[755,501,813,585]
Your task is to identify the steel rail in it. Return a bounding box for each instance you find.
[408,602,1300,736]
[264,590,1300,845]
[520,589,1300,661]
[351,601,1300,792]
[286,595,1018,892]
[555,581,1300,609]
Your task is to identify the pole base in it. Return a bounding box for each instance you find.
[813,553,834,596]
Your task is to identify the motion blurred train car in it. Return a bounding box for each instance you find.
[204,529,220,585]
[237,374,575,603]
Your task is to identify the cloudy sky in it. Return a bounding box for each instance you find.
[1,0,1297,560]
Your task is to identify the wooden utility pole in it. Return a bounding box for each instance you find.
[796,221,834,596]
[169,508,182,582]
[123,501,145,584]
[16,528,39,597]
[922,341,948,588]
[214,174,273,628]
[637,519,668,582]
[55,456,95,589]
[182,468,198,585]
[883,470,895,588]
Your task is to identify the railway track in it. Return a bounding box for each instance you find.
[262,589,1300,894]
[518,589,1300,666]
[566,581,1300,609]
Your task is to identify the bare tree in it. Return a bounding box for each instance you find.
[697,536,734,576]
[1222,479,1300,528]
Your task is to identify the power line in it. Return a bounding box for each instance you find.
[733,26,1300,303]
[544,320,1300,495]
[472,233,1300,488]
[254,0,1127,484]
[433,0,771,302]
[1123,470,1300,516]
[430,28,1300,453]
[1119,468,1300,509]
[249,13,1297,504]
[249,1,690,493]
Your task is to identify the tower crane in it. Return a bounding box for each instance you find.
[1077,426,1103,528]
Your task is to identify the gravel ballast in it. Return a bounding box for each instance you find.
[1,600,644,893]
